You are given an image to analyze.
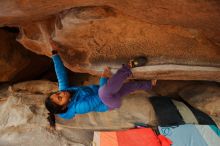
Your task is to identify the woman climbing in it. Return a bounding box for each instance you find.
[45,40,157,128]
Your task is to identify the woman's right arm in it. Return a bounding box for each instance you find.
[99,67,111,87]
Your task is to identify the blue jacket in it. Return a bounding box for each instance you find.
[52,54,109,120]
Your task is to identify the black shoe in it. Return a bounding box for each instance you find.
[129,56,148,68]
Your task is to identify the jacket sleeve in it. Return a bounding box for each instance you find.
[99,77,108,87]
[52,54,69,91]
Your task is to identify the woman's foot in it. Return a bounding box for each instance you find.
[128,56,148,68]
[151,79,157,87]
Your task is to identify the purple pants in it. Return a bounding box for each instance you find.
[98,65,152,109]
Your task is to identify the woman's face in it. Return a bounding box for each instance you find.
[50,91,71,106]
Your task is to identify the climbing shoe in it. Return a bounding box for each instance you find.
[128,56,147,68]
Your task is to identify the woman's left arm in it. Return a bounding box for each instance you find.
[50,40,69,91]
[52,54,69,91]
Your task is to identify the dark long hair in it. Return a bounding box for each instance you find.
[45,92,68,128]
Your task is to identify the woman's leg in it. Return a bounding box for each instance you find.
[102,65,132,95]
[99,56,148,109]
[99,65,132,109]
[99,80,152,109]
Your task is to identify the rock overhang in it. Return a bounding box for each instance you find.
[0,0,220,82]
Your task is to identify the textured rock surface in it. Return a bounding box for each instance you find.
[0,28,51,82]
[1,0,220,81]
